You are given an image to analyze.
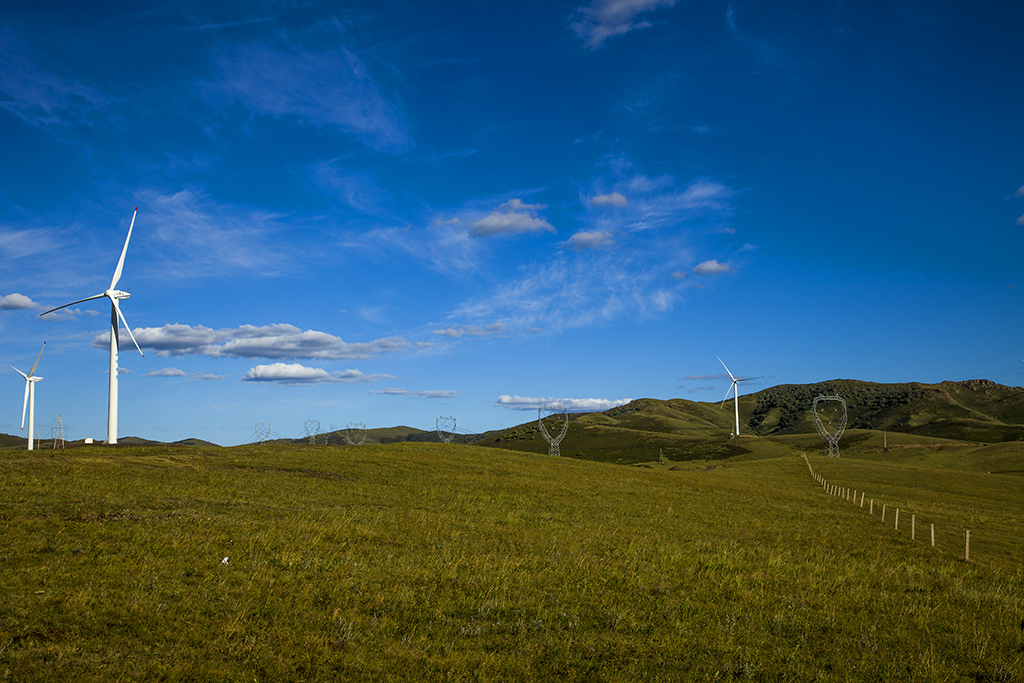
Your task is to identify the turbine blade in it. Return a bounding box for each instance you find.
[720,381,735,408]
[10,365,28,380]
[112,300,145,357]
[21,379,29,430]
[110,207,137,289]
[39,293,106,317]
[28,341,45,377]
[717,356,736,382]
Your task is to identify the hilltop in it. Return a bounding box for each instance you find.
[3,379,1020,459]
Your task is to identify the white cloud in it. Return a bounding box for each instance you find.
[310,159,391,215]
[242,363,393,385]
[692,259,733,275]
[139,189,293,276]
[0,293,39,310]
[571,0,679,49]
[1011,184,1024,198]
[470,199,555,238]
[373,388,458,399]
[98,323,408,360]
[1018,214,1024,227]
[495,395,633,412]
[451,250,683,333]
[432,323,507,338]
[190,373,230,382]
[561,230,616,251]
[590,192,628,208]
[210,39,409,152]
[143,367,187,377]
[0,227,63,261]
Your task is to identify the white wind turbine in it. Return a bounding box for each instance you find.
[718,356,760,438]
[10,341,45,451]
[40,208,144,444]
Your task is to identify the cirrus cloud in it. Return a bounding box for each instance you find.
[571,0,679,49]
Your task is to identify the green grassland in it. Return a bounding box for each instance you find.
[3,442,1024,681]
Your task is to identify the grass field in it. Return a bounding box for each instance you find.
[2,442,1023,680]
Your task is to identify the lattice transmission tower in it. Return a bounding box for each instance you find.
[436,416,456,443]
[812,394,848,458]
[538,404,569,457]
[346,422,367,446]
[304,420,321,445]
[254,422,271,445]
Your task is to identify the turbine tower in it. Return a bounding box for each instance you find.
[10,342,45,450]
[40,208,144,444]
[718,356,759,437]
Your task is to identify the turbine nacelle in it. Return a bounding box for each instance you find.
[107,289,130,301]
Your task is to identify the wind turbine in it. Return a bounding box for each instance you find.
[40,208,144,444]
[10,342,45,450]
[718,356,760,437]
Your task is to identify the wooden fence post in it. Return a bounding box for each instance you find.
[870,499,874,515]
[895,508,900,530]
[965,530,970,562]
[882,504,886,522]
[860,492,865,508]
[931,523,935,548]
[911,514,915,540]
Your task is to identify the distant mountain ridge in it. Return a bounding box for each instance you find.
[2,379,1020,454]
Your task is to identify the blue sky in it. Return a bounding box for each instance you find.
[1,0,1022,446]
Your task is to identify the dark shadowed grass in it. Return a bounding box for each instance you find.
[2,443,1023,680]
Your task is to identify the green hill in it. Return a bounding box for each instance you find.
[471,379,1024,464]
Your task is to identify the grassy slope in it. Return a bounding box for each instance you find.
[2,443,1023,681]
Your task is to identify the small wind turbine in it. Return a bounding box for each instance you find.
[718,356,760,437]
[40,208,144,444]
[10,342,45,450]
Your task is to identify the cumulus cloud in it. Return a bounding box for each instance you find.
[210,39,409,152]
[561,230,616,251]
[0,293,39,310]
[571,0,679,49]
[495,395,632,412]
[1006,184,1024,199]
[590,192,628,208]
[692,259,733,275]
[143,367,187,377]
[373,388,458,399]
[242,363,393,385]
[470,199,555,238]
[97,323,408,360]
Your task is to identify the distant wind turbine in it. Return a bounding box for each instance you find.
[10,342,45,451]
[718,356,761,437]
[40,208,144,444]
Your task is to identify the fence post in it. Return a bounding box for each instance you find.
[882,504,886,522]
[965,530,970,562]
[931,523,935,548]
[911,514,915,540]
[860,492,865,508]
[870,499,874,515]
